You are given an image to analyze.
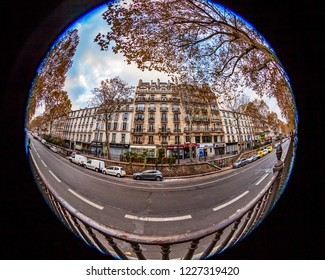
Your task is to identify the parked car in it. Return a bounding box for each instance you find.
[267,145,273,153]
[102,166,126,177]
[232,158,248,168]
[263,148,269,155]
[50,146,58,153]
[41,139,46,145]
[246,154,258,163]
[70,154,87,167]
[256,150,264,158]
[84,159,105,172]
[133,170,163,181]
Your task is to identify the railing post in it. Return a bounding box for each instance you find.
[130,242,146,260]
[266,143,284,214]
[183,239,200,260]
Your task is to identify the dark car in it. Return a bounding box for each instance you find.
[133,170,163,181]
[232,158,249,168]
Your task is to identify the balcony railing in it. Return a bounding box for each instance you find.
[159,128,171,134]
[29,139,295,260]
[132,128,145,133]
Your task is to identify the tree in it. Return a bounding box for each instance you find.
[27,29,79,122]
[90,76,133,159]
[267,111,280,137]
[222,93,250,153]
[95,0,296,128]
[42,90,72,136]
[245,98,270,140]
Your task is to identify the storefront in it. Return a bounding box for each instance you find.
[226,142,238,154]
[109,143,130,160]
[184,143,197,158]
[167,145,184,159]
[214,143,226,155]
[197,143,214,158]
[130,145,157,158]
[90,141,103,155]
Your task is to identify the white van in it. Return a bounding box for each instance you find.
[84,159,105,172]
[70,154,87,166]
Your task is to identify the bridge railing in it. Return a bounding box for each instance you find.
[29,139,295,260]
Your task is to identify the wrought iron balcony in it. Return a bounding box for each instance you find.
[159,128,171,134]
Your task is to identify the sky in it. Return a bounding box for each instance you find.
[63,3,170,110]
[35,1,285,122]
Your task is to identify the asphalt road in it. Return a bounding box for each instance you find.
[29,136,289,237]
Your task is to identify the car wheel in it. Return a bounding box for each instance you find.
[136,176,141,180]
[103,170,106,175]
[84,165,87,168]
[116,173,121,178]
[156,176,162,181]
[95,168,99,172]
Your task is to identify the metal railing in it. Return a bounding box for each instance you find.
[29,139,295,260]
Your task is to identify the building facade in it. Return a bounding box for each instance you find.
[62,101,133,159]
[129,79,226,159]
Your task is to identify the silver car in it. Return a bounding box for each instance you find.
[233,158,248,168]
[102,166,126,177]
[133,170,163,181]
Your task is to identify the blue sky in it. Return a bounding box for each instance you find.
[63,3,170,110]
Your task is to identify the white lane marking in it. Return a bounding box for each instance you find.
[49,170,61,183]
[68,189,104,210]
[213,191,249,211]
[41,160,47,167]
[36,152,40,158]
[32,143,35,150]
[255,173,269,185]
[125,214,192,222]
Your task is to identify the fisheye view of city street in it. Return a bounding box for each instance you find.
[25,0,298,260]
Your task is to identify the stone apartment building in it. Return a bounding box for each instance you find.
[62,101,134,159]
[129,79,226,159]
[220,109,256,154]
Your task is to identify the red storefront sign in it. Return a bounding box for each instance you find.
[184,143,198,148]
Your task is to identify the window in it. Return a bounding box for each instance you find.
[162,135,167,142]
[149,113,155,121]
[148,136,154,144]
[202,136,212,143]
[136,104,145,110]
[174,113,179,121]
[195,136,201,143]
[136,113,144,120]
[112,133,116,143]
[161,103,167,110]
[161,124,167,132]
[121,134,125,143]
[113,122,118,130]
[135,124,143,132]
[122,122,127,131]
[123,113,128,120]
[99,133,103,142]
[149,104,155,110]
[148,124,154,132]
[175,136,180,144]
[88,134,91,142]
[162,113,167,121]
